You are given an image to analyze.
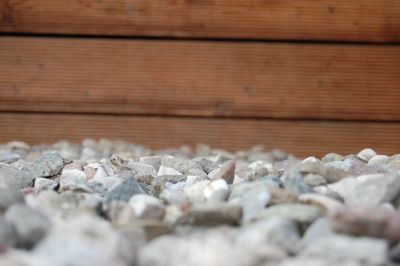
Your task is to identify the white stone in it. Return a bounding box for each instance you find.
[157,165,183,176]
[34,178,57,191]
[60,169,89,192]
[184,180,210,203]
[204,179,229,199]
[129,194,165,220]
[127,162,157,177]
[298,193,343,212]
[34,214,135,266]
[328,173,400,205]
[357,148,378,162]
[368,155,389,166]
[300,235,387,266]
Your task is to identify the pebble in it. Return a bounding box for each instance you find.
[0,217,18,248]
[357,148,377,162]
[303,174,327,187]
[0,141,398,265]
[203,179,229,199]
[321,152,344,163]
[5,204,51,248]
[184,179,210,203]
[0,149,20,163]
[208,160,236,184]
[237,217,301,254]
[269,187,297,205]
[59,168,90,192]
[298,193,343,212]
[139,156,162,171]
[161,157,207,178]
[368,154,390,166]
[150,175,186,197]
[127,162,157,179]
[300,218,335,248]
[34,178,58,191]
[328,173,400,205]
[229,181,271,223]
[0,188,25,213]
[0,165,34,189]
[328,205,400,245]
[23,151,65,179]
[178,203,242,226]
[104,176,146,205]
[255,203,322,225]
[325,156,382,178]
[282,170,314,195]
[128,194,165,220]
[157,165,183,176]
[139,229,279,266]
[299,235,388,266]
[33,214,135,266]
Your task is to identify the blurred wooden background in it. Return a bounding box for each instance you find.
[0,0,399,157]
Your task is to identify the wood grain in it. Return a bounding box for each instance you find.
[1,112,400,157]
[1,37,399,121]
[0,0,399,42]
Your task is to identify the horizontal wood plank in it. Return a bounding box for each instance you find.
[1,37,399,121]
[0,0,399,42]
[1,113,400,157]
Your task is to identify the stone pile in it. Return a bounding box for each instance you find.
[0,140,400,266]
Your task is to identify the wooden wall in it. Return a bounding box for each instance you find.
[0,0,399,157]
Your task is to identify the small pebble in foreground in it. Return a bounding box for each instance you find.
[0,141,399,266]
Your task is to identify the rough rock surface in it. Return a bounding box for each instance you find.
[0,140,399,265]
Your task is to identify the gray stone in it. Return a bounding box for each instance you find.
[357,148,377,162]
[150,175,186,197]
[34,214,135,266]
[0,217,18,247]
[237,217,301,255]
[255,204,322,225]
[0,165,34,189]
[368,155,390,166]
[0,150,20,163]
[178,203,242,226]
[298,193,343,213]
[139,156,162,171]
[324,156,383,178]
[0,188,24,213]
[5,204,51,248]
[127,162,157,178]
[60,168,91,192]
[303,174,327,187]
[208,160,235,184]
[229,181,271,223]
[104,176,145,204]
[161,157,207,178]
[299,235,388,266]
[328,205,400,245]
[129,194,165,220]
[139,229,282,266]
[283,170,314,195]
[300,218,335,248]
[279,258,360,266]
[34,177,58,191]
[192,157,217,174]
[328,173,400,205]
[184,179,210,203]
[297,157,324,175]
[23,151,65,179]
[321,153,344,163]
[159,181,188,205]
[204,179,229,201]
